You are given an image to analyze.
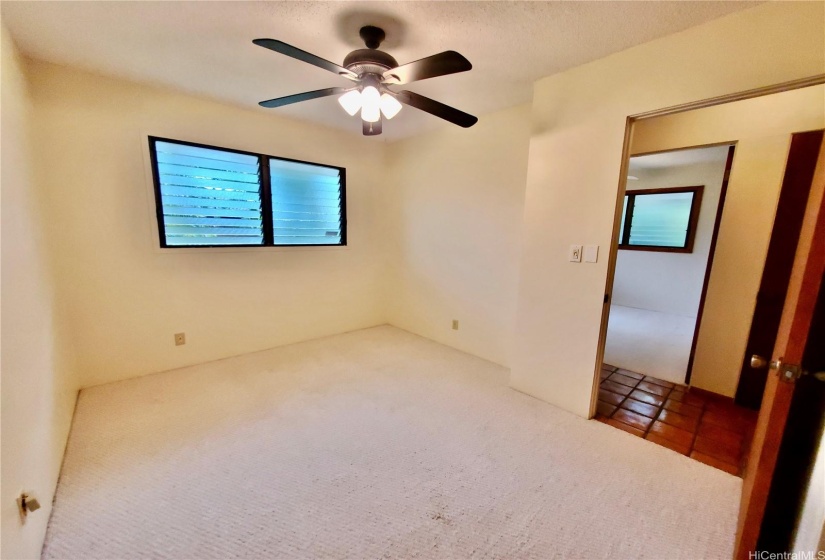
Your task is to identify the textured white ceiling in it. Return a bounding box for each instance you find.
[1,1,758,141]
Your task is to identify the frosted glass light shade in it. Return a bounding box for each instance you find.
[360,86,381,123]
[379,93,402,119]
[338,90,362,116]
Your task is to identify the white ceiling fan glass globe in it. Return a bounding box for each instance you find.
[337,90,362,116]
[379,93,402,119]
[360,86,381,123]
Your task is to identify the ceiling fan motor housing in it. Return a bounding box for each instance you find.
[343,49,398,79]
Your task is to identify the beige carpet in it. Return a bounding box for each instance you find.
[43,326,740,559]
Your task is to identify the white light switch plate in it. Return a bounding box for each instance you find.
[584,245,599,263]
[569,245,582,262]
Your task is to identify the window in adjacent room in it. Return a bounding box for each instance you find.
[149,137,346,248]
[618,186,703,252]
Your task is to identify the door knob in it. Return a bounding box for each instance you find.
[751,355,767,368]
[751,356,824,383]
[751,355,779,369]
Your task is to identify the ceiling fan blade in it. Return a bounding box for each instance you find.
[259,87,347,108]
[394,90,478,128]
[383,51,471,85]
[363,118,382,136]
[253,39,358,81]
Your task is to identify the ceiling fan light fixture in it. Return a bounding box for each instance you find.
[379,93,402,120]
[254,28,477,135]
[338,90,362,116]
[360,85,381,123]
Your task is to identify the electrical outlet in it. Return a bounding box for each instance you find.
[452,320,459,330]
[569,245,583,262]
[174,333,186,346]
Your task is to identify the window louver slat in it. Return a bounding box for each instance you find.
[165,224,263,234]
[273,202,341,210]
[166,236,263,245]
[274,208,340,216]
[271,220,342,228]
[155,152,260,175]
[276,196,338,208]
[157,164,260,186]
[154,140,264,246]
[270,158,343,246]
[163,216,261,226]
[160,185,261,201]
[163,206,261,219]
[273,236,341,244]
[161,195,262,212]
[158,175,262,193]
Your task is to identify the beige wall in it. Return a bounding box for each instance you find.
[613,159,728,317]
[384,104,531,367]
[630,86,825,397]
[511,1,825,417]
[0,28,79,560]
[26,61,389,388]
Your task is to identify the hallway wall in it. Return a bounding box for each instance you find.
[511,2,825,416]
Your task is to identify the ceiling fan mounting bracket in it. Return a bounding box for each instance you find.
[359,25,385,49]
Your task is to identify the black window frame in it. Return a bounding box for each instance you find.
[618,185,704,253]
[148,136,347,249]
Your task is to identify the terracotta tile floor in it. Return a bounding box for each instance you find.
[596,364,758,476]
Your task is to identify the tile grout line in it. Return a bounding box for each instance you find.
[600,368,754,476]
[644,386,672,439]
[602,373,671,436]
[605,375,690,447]
[604,372,634,421]
[687,401,706,459]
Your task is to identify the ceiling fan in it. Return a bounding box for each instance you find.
[253,26,478,136]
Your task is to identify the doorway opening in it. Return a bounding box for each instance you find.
[597,142,757,475]
[604,144,733,386]
[594,84,824,480]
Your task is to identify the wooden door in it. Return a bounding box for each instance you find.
[734,133,825,558]
[758,278,825,551]
[734,130,824,409]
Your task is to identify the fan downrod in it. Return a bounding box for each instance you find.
[359,26,385,49]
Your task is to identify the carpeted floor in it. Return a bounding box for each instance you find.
[43,326,740,559]
[604,305,696,384]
